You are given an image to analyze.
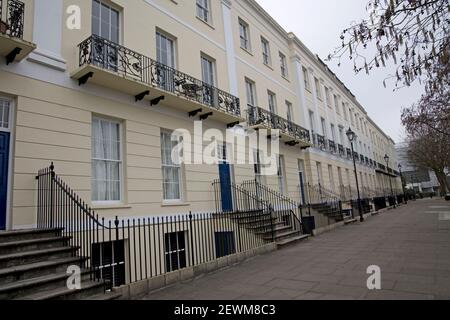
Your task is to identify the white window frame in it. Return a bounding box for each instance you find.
[261,37,271,66]
[92,0,120,43]
[302,67,311,91]
[314,77,322,100]
[201,54,216,86]
[279,52,288,78]
[286,101,293,123]
[161,130,184,203]
[239,19,251,51]
[196,0,211,24]
[277,155,287,195]
[156,30,176,68]
[91,116,123,205]
[245,78,256,106]
[267,91,277,114]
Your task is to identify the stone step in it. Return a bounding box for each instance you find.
[0,247,79,269]
[0,256,87,286]
[0,236,71,255]
[0,269,92,299]
[255,225,291,236]
[0,228,63,243]
[344,218,358,225]
[264,229,301,242]
[245,221,285,231]
[276,234,310,248]
[18,279,106,300]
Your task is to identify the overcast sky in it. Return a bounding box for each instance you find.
[255,0,424,143]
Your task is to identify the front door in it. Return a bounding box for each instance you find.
[0,131,10,230]
[218,144,233,212]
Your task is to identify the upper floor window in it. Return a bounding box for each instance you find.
[342,103,348,120]
[261,37,271,66]
[92,117,122,203]
[320,117,327,137]
[279,52,288,78]
[267,91,277,114]
[201,54,215,86]
[196,0,211,23]
[330,123,336,141]
[156,31,175,67]
[239,19,250,51]
[302,67,311,91]
[334,95,340,114]
[245,78,256,106]
[309,110,315,132]
[92,0,119,43]
[286,101,293,123]
[325,87,331,107]
[314,78,322,100]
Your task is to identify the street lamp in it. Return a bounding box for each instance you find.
[398,164,408,204]
[346,128,363,222]
[384,154,396,208]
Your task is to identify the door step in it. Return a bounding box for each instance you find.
[276,234,309,248]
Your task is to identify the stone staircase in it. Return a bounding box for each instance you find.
[232,210,309,248]
[0,228,121,300]
[310,203,344,222]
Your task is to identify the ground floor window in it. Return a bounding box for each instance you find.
[215,231,236,258]
[92,240,126,288]
[165,231,187,272]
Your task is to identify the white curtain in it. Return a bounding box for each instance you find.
[161,132,181,200]
[92,118,120,201]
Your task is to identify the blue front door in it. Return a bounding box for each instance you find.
[0,132,10,230]
[219,162,233,212]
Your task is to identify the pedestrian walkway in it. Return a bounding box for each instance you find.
[142,199,450,300]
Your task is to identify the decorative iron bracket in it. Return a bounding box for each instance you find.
[189,109,203,118]
[135,90,150,102]
[227,121,240,129]
[150,95,165,106]
[286,140,299,146]
[78,72,94,86]
[6,47,22,65]
[199,112,213,121]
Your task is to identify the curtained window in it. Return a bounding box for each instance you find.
[92,117,122,202]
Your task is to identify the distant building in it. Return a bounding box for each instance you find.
[396,142,440,193]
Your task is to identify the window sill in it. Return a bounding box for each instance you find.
[240,47,253,56]
[263,63,273,70]
[92,204,132,210]
[161,201,191,207]
[196,16,215,30]
[282,75,290,82]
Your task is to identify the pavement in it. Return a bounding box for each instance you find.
[142,199,450,300]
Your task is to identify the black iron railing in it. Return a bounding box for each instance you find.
[241,180,304,234]
[0,0,24,38]
[315,134,326,150]
[247,105,310,144]
[346,148,352,160]
[338,144,345,157]
[78,35,241,118]
[37,163,270,289]
[328,140,337,153]
[360,154,365,163]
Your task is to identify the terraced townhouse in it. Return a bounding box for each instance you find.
[0,0,404,299]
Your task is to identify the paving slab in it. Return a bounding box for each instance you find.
[141,199,450,300]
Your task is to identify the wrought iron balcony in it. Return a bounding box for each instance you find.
[0,0,23,38]
[346,148,352,160]
[247,105,311,147]
[328,140,337,153]
[338,144,345,157]
[365,157,369,166]
[360,154,365,163]
[315,134,327,150]
[72,35,242,124]
[0,0,34,64]
[354,152,359,161]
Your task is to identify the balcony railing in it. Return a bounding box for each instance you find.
[78,35,241,118]
[346,148,352,160]
[338,144,345,157]
[0,0,24,39]
[247,105,310,144]
[360,155,365,163]
[315,134,327,150]
[328,140,337,153]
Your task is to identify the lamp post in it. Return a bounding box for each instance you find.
[398,164,408,204]
[346,128,363,222]
[384,154,396,208]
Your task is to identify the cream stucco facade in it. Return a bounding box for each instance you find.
[0,0,402,230]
